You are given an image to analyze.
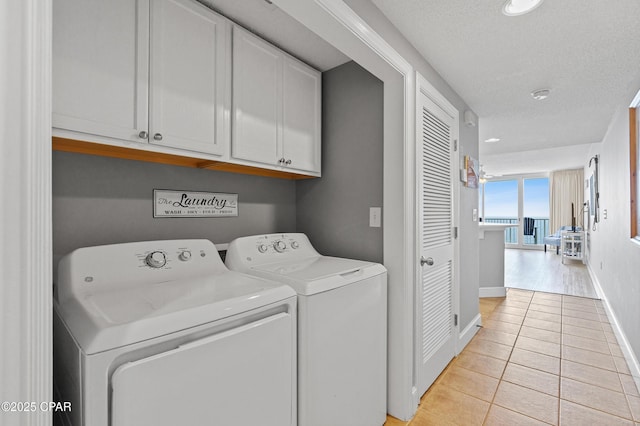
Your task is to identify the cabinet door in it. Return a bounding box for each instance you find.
[282,58,321,173]
[53,0,149,142]
[149,0,230,155]
[232,26,282,166]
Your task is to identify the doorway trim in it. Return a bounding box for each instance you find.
[14,0,424,421]
[0,1,53,425]
[414,71,460,395]
[274,0,417,419]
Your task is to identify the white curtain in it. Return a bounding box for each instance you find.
[549,169,584,231]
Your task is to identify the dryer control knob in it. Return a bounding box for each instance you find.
[258,244,268,253]
[179,250,192,261]
[291,241,299,249]
[273,240,287,253]
[145,251,166,268]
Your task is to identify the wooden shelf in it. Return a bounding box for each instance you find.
[52,137,317,180]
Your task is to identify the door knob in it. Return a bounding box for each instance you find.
[138,131,148,139]
[420,256,434,266]
[153,133,163,141]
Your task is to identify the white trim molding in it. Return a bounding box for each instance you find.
[479,287,507,298]
[458,313,482,353]
[587,265,640,392]
[416,72,459,118]
[0,1,53,425]
[273,0,417,419]
[414,69,462,380]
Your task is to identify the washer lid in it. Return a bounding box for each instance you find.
[250,256,387,295]
[56,271,295,354]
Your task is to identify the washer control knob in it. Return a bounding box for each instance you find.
[258,244,268,253]
[291,241,299,249]
[273,240,287,253]
[145,251,166,268]
[179,250,192,261]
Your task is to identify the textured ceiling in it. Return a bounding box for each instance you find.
[197,0,350,71]
[371,0,640,174]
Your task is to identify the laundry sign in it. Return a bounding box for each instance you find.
[153,190,238,218]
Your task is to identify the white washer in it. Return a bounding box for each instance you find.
[226,233,387,426]
[53,239,297,426]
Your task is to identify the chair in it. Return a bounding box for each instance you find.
[523,217,537,244]
[544,225,583,254]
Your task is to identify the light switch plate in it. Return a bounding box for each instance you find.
[369,207,382,227]
[472,208,478,222]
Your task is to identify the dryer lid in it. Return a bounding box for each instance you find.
[251,256,386,295]
[257,256,370,281]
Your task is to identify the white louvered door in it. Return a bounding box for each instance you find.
[416,90,457,398]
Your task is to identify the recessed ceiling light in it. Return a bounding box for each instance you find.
[484,138,501,143]
[502,0,544,16]
[531,88,551,100]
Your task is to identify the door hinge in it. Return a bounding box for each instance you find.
[454,314,458,327]
[453,139,458,151]
[453,227,458,239]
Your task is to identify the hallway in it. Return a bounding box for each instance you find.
[385,289,639,425]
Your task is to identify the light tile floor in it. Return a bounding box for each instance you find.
[385,289,640,425]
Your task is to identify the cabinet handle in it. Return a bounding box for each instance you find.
[138,131,148,139]
[285,159,292,165]
[153,133,163,141]
[278,158,285,164]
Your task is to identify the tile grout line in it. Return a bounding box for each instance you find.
[602,294,639,423]
[480,289,535,426]
[558,293,564,426]
[398,292,638,426]
[559,297,636,422]
[483,291,637,425]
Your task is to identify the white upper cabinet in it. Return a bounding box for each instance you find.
[53,0,320,177]
[232,26,281,165]
[53,0,149,143]
[232,26,321,175]
[282,58,321,174]
[149,0,230,155]
[53,0,230,156]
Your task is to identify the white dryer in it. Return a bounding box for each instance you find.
[53,239,297,426]
[226,233,387,426]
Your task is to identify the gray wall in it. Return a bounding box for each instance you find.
[345,0,480,329]
[584,97,640,368]
[53,151,296,263]
[296,61,384,263]
[479,230,505,289]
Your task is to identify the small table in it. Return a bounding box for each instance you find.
[561,231,585,264]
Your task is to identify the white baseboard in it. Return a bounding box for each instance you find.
[587,263,640,392]
[586,263,604,300]
[479,286,507,298]
[458,313,482,354]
